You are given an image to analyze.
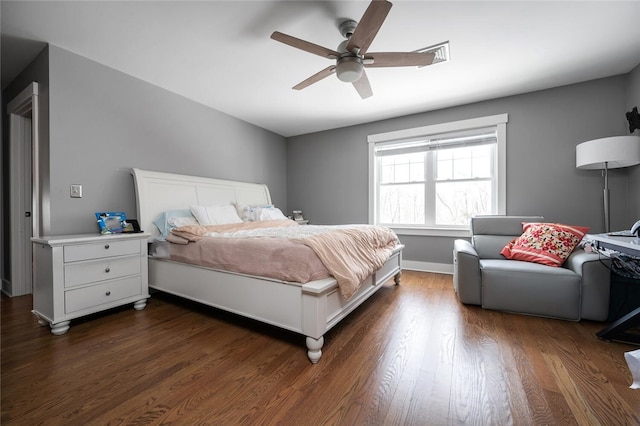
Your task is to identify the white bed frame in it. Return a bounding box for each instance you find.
[132,168,403,363]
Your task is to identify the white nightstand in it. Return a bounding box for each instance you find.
[31,233,150,335]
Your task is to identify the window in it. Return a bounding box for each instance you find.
[368,114,507,236]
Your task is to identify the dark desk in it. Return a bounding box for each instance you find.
[590,233,640,345]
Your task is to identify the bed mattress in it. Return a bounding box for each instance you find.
[160,220,399,299]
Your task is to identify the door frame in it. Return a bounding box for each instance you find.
[5,82,40,297]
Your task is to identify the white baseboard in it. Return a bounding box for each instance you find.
[2,278,12,297]
[402,260,453,275]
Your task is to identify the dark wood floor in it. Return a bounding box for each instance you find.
[2,271,639,425]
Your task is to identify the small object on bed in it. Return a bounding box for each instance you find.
[234,203,289,222]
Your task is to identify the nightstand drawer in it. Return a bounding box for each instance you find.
[64,240,140,262]
[65,276,142,313]
[64,256,141,288]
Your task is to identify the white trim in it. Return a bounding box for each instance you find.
[367,114,509,144]
[7,82,39,297]
[496,121,507,215]
[391,227,471,238]
[8,82,39,114]
[402,261,453,275]
[368,140,376,224]
[1,279,12,297]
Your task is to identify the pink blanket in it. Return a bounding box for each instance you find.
[298,226,397,298]
[170,221,399,299]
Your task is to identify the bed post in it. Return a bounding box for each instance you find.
[306,336,324,364]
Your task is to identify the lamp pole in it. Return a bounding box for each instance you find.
[576,135,640,234]
[603,161,610,233]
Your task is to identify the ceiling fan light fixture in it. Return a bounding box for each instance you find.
[336,57,363,82]
[271,0,442,98]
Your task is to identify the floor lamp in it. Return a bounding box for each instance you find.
[576,135,640,232]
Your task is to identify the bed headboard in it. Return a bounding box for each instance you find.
[131,168,272,241]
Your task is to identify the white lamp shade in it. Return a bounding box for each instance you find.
[576,135,640,170]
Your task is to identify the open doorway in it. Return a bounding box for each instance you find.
[4,82,40,297]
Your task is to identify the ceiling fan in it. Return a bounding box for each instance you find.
[270,0,436,99]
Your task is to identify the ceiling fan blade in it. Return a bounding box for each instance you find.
[364,51,436,68]
[293,66,336,90]
[271,31,340,59]
[346,0,392,55]
[352,69,373,99]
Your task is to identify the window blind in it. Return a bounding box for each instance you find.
[374,127,497,157]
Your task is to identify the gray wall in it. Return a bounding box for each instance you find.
[2,45,287,284]
[287,75,636,266]
[45,46,287,235]
[627,64,640,220]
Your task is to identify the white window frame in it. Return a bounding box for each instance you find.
[368,114,508,237]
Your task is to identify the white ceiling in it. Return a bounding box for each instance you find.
[2,1,640,137]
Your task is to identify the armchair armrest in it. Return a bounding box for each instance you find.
[453,239,482,305]
[564,248,600,275]
[564,248,611,321]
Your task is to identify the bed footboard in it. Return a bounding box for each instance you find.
[149,245,403,364]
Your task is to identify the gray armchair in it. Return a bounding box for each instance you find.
[453,215,610,321]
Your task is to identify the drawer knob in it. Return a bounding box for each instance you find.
[105,267,111,273]
[104,244,110,249]
[105,291,111,296]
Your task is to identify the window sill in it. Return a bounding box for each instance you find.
[388,226,471,238]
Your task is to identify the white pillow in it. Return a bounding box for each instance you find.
[153,209,197,240]
[190,205,243,225]
[258,207,288,221]
[168,216,198,228]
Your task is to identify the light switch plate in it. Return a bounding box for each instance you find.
[70,184,82,198]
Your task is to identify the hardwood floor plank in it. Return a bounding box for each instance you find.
[544,352,601,425]
[383,273,453,425]
[501,316,556,425]
[542,323,640,425]
[410,273,459,424]
[3,271,639,425]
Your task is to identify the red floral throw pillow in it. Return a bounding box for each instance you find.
[500,222,590,267]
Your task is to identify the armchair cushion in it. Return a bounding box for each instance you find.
[480,259,581,320]
[500,222,590,267]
